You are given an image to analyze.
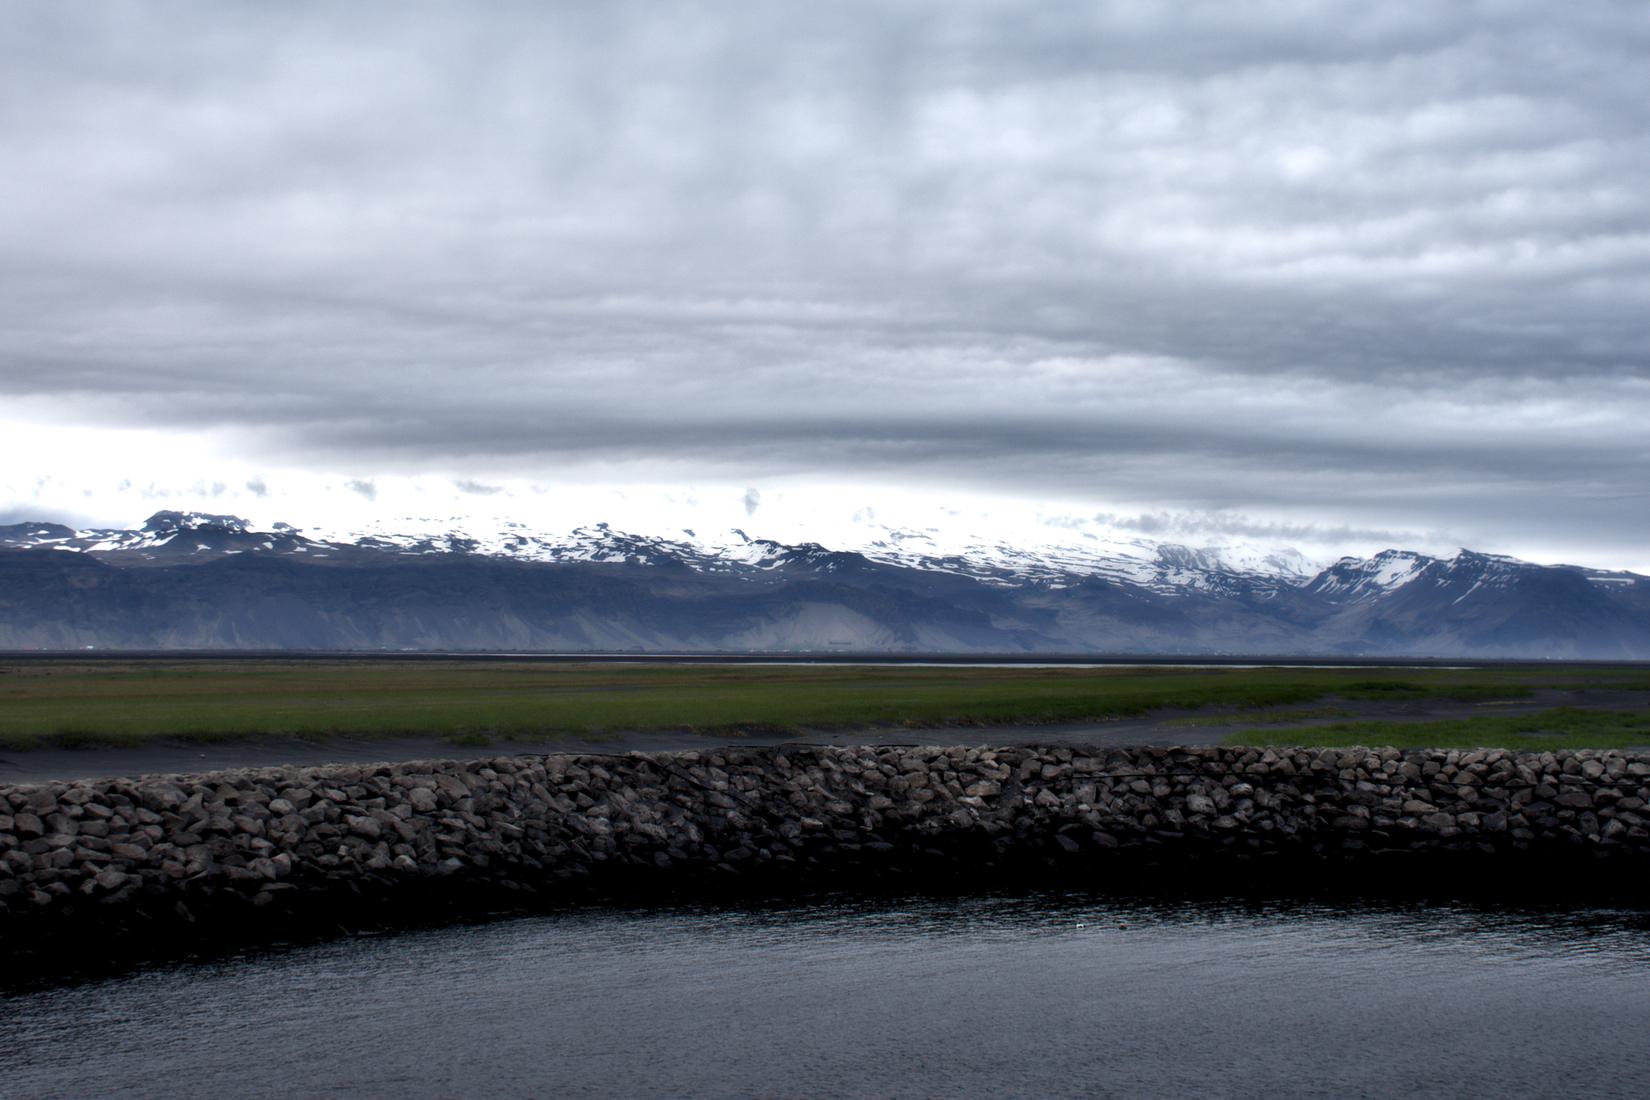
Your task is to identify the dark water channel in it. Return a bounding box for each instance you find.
[4,891,1649,1099]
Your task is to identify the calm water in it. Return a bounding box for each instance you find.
[4,892,1649,1099]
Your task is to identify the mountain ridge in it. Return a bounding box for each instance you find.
[1,511,1646,657]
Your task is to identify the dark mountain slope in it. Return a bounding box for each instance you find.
[2,515,1647,656]
[0,550,1047,653]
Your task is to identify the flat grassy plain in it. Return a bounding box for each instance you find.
[0,658,1647,751]
[1225,707,1650,752]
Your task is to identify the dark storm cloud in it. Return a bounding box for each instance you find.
[1,1,1648,562]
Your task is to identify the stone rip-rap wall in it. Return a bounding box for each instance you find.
[3,744,1649,961]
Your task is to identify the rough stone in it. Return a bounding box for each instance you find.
[3,744,1648,962]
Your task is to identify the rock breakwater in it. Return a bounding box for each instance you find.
[4,744,1649,967]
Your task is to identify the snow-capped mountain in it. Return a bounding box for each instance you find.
[835,521,1321,592]
[1,511,1647,656]
[0,511,321,559]
[5,510,1328,591]
[1306,547,1648,607]
[1306,549,1436,603]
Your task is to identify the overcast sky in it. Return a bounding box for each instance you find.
[2,1,1647,569]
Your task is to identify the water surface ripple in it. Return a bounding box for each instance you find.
[4,892,1648,1099]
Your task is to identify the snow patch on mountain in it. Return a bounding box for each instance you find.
[8,512,1640,614]
[0,509,1369,591]
[3,511,315,559]
[1308,549,1433,602]
[328,513,1321,593]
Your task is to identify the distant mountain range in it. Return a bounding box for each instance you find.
[2,510,1647,657]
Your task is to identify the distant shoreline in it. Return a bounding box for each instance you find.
[4,649,1647,669]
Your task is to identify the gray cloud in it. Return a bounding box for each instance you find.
[455,479,503,496]
[1,1,1647,566]
[345,479,377,502]
[742,488,762,517]
[245,478,269,498]
[1087,511,1433,549]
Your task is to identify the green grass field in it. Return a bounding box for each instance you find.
[0,659,1646,750]
[1225,707,1650,752]
[1162,705,1358,728]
